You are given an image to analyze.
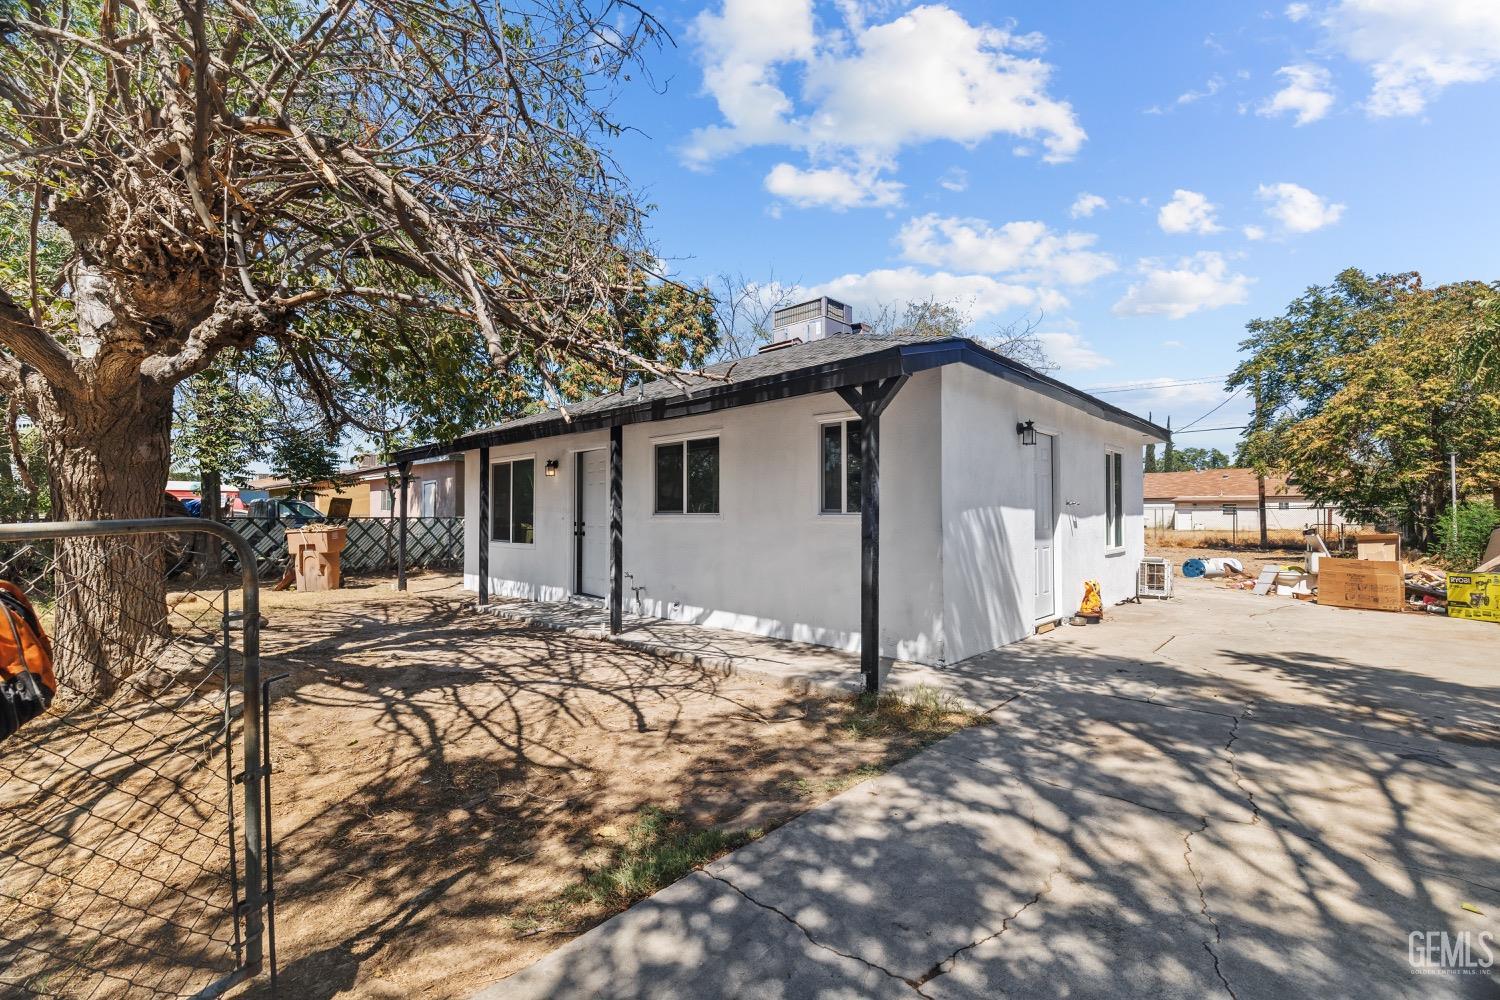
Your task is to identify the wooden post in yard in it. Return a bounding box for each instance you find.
[477,446,490,607]
[397,461,410,591]
[609,424,623,634]
[1254,375,1268,549]
[837,375,908,695]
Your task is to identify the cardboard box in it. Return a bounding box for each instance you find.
[1355,532,1401,562]
[1448,573,1500,624]
[1317,558,1404,612]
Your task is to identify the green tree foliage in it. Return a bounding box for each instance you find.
[1158,447,1230,472]
[1434,500,1500,569]
[1230,269,1500,543]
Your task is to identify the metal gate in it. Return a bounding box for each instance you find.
[0,519,275,998]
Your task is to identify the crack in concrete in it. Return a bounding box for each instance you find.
[1223,711,1262,824]
[909,864,1063,988]
[705,871,932,998]
[1183,817,1240,1000]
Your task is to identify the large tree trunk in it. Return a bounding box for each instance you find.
[36,378,175,701]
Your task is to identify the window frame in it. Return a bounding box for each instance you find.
[818,418,864,515]
[489,456,536,545]
[653,435,720,516]
[1104,448,1125,552]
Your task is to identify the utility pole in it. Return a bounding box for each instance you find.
[1163,415,1173,472]
[1254,375,1268,549]
[1145,410,1157,473]
[1450,452,1460,548]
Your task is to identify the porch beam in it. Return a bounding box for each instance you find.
[609,424,623,634]
[396,461,411,591]
[836,375,908,694]
[477,446,490,607]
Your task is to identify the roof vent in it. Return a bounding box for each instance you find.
[771,296,854,344]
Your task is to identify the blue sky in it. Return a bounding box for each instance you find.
[603,0,1500,455]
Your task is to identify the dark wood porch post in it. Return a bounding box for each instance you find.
[609,424,624,634]
[837,375,909,694]
[477,446,490,607]
[396,460,411,591]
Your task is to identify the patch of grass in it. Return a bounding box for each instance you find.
[785,763,886,799]
[508,807,761,933]
[842,684,982,741]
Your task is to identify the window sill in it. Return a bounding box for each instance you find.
[1104,547,1127,557]
[488,539,536,547]
[651,512,723,520]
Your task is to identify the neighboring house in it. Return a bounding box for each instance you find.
[396,300,1169,668]
[358,455,465,519]
[1144,468,1351,532]
[247,475,370,517]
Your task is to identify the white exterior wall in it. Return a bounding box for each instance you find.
[463,371,945,661]
[938,365,1147,664]
[460,363,1154,666]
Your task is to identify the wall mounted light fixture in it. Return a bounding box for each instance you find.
[544,459,559,477]
[1015,420,1037,446]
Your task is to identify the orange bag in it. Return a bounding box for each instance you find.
[1,579,56,742]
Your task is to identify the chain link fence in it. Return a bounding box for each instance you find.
[0,519,272,999]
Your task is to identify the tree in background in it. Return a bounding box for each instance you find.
[1157,447,1230,473]
[1230,269,1500,545]
[865,299,1055,371]
[0,0,684,695]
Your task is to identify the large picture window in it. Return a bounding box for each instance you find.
[491,459,535,543]
[820,419,863,513]
[655,437,719,514]
[1104,450,1123,550]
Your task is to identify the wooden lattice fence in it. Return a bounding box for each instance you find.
[221,517,463,578]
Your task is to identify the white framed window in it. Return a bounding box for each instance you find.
[491,459,535,543]
[1278,501,1290,510]
[819,419,863,514]
[1104,449,1124,550]
[654,436,719,514]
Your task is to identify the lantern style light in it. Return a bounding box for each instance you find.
[544,459,560,477]
[1015,420,1037,446]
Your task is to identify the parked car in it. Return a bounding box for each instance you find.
[245,497,325,526]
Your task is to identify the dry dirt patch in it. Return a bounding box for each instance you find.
[233,575,972,999]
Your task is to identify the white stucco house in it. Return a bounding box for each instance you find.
[1144,469,1351,533]
[395,299,1168,683]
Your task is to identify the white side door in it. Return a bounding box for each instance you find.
[576,450,609,597]
[1034,433,1057,620]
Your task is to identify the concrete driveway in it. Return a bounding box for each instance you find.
[483,581,1500,999]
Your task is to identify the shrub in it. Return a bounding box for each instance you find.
[1434,501,1500,569]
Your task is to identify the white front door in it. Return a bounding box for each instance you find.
[576,450,608,597]
[1034,433,1057,620]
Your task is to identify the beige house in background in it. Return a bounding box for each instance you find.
[1144,468,1350,532]
[248,454,464,519]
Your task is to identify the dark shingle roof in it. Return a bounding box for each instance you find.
[396,333,1169,461]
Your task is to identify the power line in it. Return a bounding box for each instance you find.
[1088,375,1227,394]
[1176,386,1244,432]
[1171,425,1248,435]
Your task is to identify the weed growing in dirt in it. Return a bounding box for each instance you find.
[843,684,980,740]
[509,807,761,933]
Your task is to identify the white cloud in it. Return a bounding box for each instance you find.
[1112,252,1253,320]
[763,163,904,209]
[1322,0,1500,116]
[1037,331,1112,371]
[1070,192,1108,218]
[895,214,1117,286]
[686,2,1086,190]
[1243,224,1267,240]
[1285,2,1311,22]
[1161,339,1185,348]
[1177,75,1224,106]
[807,267,1068,322]
[1157,189,1223,235]
[1256,182,1345,233]
[939,167,969,192]
[1258,64,1336,125]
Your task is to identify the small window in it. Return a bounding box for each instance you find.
[655,437,719,514]
[1278,501,1290,510]
[820,419,863,513]
[490,459,535,543]
[1104,450,1124,549]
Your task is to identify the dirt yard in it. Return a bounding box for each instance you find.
[231,574,971,999]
